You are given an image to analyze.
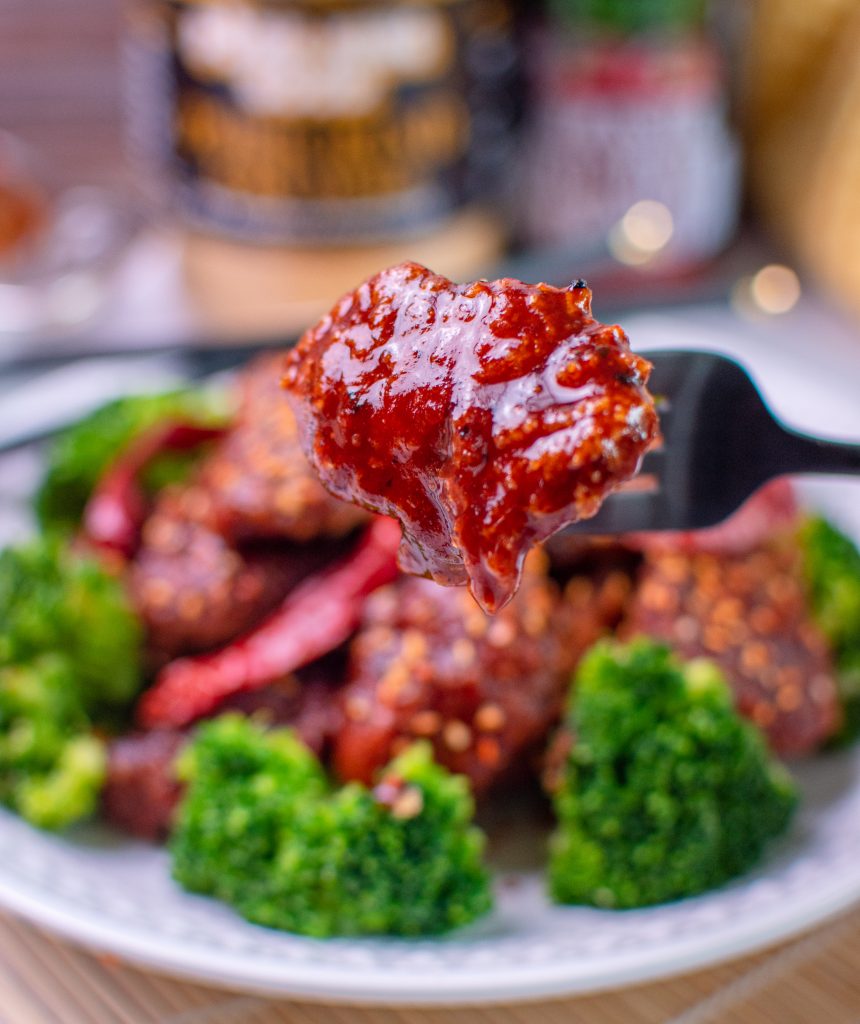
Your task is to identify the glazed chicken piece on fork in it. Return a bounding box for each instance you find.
[284,263,660,613]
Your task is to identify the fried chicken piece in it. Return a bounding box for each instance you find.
[101,729,185,841]
[284,263,659,613]
[202,354,367,544]
[220,660,344,756]
[129,483,337,659]
[333,554,603,794]
[626,538,841,755]
[104,667,342,842]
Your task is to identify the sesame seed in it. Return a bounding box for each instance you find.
[776,666,802,690]
[776,684,802,712]
[487,620,516,648]
[378,662,410,703]
[400,629,428,665]
[811,674,836,704]
[465,613,489,638]
[345,696,372,722]
[759,667,779,690]
[451,638,477,668]
[725,564,755,595]
[727,620,750,645]
[640,580,676,614]
[177,593,205,621]
[565,577,594,607]
[148,521,183,552]
[391,786,424,820]
[674,616,700,645]
[409,710,443,736]
[749,606,779,635]
[711,597,743,626]
[660,556,689,584]
[141,578,173,609]
[703,625,730,655]
[476,736,501,766]
[752,703,777,728]
[274,486,302,515]
[602,572,631,606]
[368,588,398,621]
[740,641,770,673]
[765,576,796,604]
[799,624,826,654]
[523,610,548,636]
[443,720,472,752]
[363,626,397,655]
[474,704,506,732]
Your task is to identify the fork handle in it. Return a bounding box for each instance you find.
[779,426,860,477]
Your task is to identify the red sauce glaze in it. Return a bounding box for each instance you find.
[333,554,575,794]
[283,263,659,613]
[201,353,367,545]
[625,537,841,755]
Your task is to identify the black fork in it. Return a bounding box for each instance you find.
[568,350,860,535]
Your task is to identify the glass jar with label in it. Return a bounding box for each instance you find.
[124,0,520,332]
[520,0,740,269]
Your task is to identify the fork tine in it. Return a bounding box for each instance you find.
[565,491,666,536]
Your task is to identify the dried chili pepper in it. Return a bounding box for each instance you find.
[137,517,401,729]
[82,421,227,558]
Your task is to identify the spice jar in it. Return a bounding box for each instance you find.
[520,0,740,270]
[124,0,520,333]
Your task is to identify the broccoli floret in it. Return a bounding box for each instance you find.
[549,639,797,909]
[0,538,142,713]
[0,539,140,829]
[171,715,492,937]
[171,714,327,900]
[36,388,231,534]
[799,516,860,740]
[0,657,106,829]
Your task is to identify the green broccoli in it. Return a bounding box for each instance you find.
[0,657,106,830]
[0,537,142,713]
[799,516,860,740]
[548,639,797,910]
[0,537,143,828]
[36,388,231,534]
[171,715,493,937]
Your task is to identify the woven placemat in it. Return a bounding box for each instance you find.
[0,908,858,1024]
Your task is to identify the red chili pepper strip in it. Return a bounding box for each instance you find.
[137,516,402,729]
[82,421,228,558]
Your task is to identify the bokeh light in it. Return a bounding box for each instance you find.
[732,265,802,320]
[609,200,675,266]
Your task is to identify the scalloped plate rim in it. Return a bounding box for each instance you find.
[0,846,858,1005]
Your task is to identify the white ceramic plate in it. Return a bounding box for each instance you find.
[0,478,857,1004]
[0,741,858,1004]
[1,323,859,1005]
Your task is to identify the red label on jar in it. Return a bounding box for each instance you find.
[521,35,739,262]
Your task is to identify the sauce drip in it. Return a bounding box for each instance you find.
[283,262,659,612]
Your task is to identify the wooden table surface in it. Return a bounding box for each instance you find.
[0,904,859,1023]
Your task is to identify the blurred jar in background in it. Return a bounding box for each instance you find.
[520,0,740,272]
[124,0,520,335]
